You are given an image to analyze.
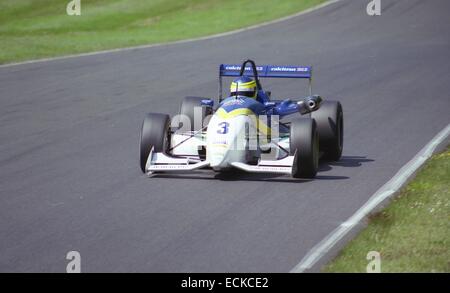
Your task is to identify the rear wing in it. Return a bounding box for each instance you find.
[219,64,312,79]
[218,62,313,101]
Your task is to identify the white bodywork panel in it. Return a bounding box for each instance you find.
[171,132,205,157]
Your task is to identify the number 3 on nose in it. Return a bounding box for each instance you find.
[217,122,229,134]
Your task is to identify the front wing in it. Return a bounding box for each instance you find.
[145,147,295,176]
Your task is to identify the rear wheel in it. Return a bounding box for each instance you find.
[290,118,319,178]
[311,101,343,161]
[179,96,213,131]
[140,113,170,173]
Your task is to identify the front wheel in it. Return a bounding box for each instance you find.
[290,118,319,178]
[139,113,170,173]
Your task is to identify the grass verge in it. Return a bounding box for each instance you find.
[0,0,325,64]
[323,146,450,272]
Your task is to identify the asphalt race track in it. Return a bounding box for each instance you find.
[0,0,449,272]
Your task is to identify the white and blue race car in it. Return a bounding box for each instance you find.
[140,60,343,178]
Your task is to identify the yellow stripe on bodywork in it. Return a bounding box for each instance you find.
[257,119,271,137]
[215,108,254,119]
[215,108,271,136]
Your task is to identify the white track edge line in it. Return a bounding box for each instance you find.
[0,0,341,69]
[290,123,450,273]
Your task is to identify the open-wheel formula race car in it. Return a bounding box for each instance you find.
[139,59,343,178]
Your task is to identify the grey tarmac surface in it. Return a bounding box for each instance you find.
[0,0,449,272]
